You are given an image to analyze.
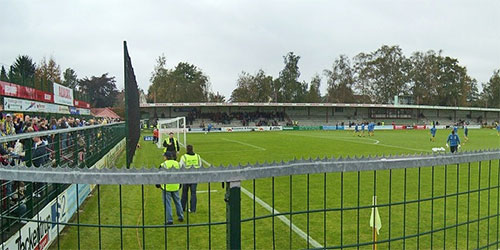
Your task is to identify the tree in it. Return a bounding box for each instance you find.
[148,55,211,102]
[408,50,441,105]
[324,55,356,103]
[35,57,62,92]
[482,70,500,108]
[9,55,36,87]
[78,73,119,108]
[305,74,322,103]
[0,66,7,82]
[354,45,410,103]
[208,92,226,102]
[62,68,78,88]
[230,70,273,102]
[277,52,307,102]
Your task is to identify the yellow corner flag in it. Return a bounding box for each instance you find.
[370,196,382,235]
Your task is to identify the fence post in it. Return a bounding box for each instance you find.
[54,133,61,166]
[24,138,32,167]
[226,181,241,249]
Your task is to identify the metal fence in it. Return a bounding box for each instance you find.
[1,148,499,249]
[0,122,125,245]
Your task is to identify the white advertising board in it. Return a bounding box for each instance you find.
[53,82,74,106]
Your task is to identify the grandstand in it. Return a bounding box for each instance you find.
[140,102,500,128]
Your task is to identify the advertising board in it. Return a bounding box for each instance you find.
[53,82,74,106]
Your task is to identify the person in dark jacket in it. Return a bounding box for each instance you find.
[163,132,180,159]
[32,136,48,167]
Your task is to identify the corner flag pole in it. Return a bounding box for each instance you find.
[370,196,382,250]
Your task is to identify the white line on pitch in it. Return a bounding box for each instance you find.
[240,187,323,248]
[196,190,218,194]
[201,159,322,248]
[222,138,266,151]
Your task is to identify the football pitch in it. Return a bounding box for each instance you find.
[54,129,500,249]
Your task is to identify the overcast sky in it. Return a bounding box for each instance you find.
[1,0,499,98]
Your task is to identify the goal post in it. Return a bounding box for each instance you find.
[157,117,187,149]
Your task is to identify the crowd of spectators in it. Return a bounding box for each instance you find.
[0,113,119,224]
[185,111,286,127]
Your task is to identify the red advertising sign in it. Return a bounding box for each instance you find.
[413,125,427,130]
[74,100,91,109]
[0,81,37,100]
[35,90,54,103]
[0,81,19,97]
[393,125,406,130]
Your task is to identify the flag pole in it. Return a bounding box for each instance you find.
[372,196,378,250]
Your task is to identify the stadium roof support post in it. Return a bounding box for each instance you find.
[326,107,328,123]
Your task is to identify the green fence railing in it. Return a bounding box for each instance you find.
[1,149,499,249]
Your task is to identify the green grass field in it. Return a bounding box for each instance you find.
[53,129,500,249]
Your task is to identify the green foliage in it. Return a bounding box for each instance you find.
[62,68,79,88]
[78,73,119,108]
[277,52,307,102]
[231,70,273,102]
[305,74,322,103]
[35,57,62,92]
[324,55,356,103]
[0,66,8,82]
[148,55,210,102]
[354,45,410,103]
[9,55,36,87]
[208,91,226,102]
[482,69,500,108]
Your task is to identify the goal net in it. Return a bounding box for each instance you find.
[157,117,187,149]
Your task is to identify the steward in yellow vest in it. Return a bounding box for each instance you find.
[179,145,202,213]
[163,132,180,159]
[155,151,184,224]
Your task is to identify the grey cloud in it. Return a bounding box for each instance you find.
[1,0,499,97]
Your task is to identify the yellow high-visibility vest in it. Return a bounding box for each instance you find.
[163,137,178,153]
[181,154,201,169]
[160,160,180,191]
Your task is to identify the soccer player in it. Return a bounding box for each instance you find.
[156,152,184,225]
[453,125,458,134]
[361,123,365,137]
[446,130,461,153]
[153,128,159,144]
[180,145,202,213]
[163,132,180,159]
[354,123,359,136]
[464,125,469,142]
[497,122,500,136]
[369,122,375,136]
[430,125,437,142]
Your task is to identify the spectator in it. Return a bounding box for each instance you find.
[14,117,24,134]
[32,135,48,167]
[4,114,15,135]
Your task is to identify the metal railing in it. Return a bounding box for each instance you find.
[0,122,125,245]
[1,149,499,249]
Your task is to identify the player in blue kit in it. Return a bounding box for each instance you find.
[446,130,461,153]
[497,123,500,136]
[430,125,437,142]
[464,125,469,142]
[368,122,375,136]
